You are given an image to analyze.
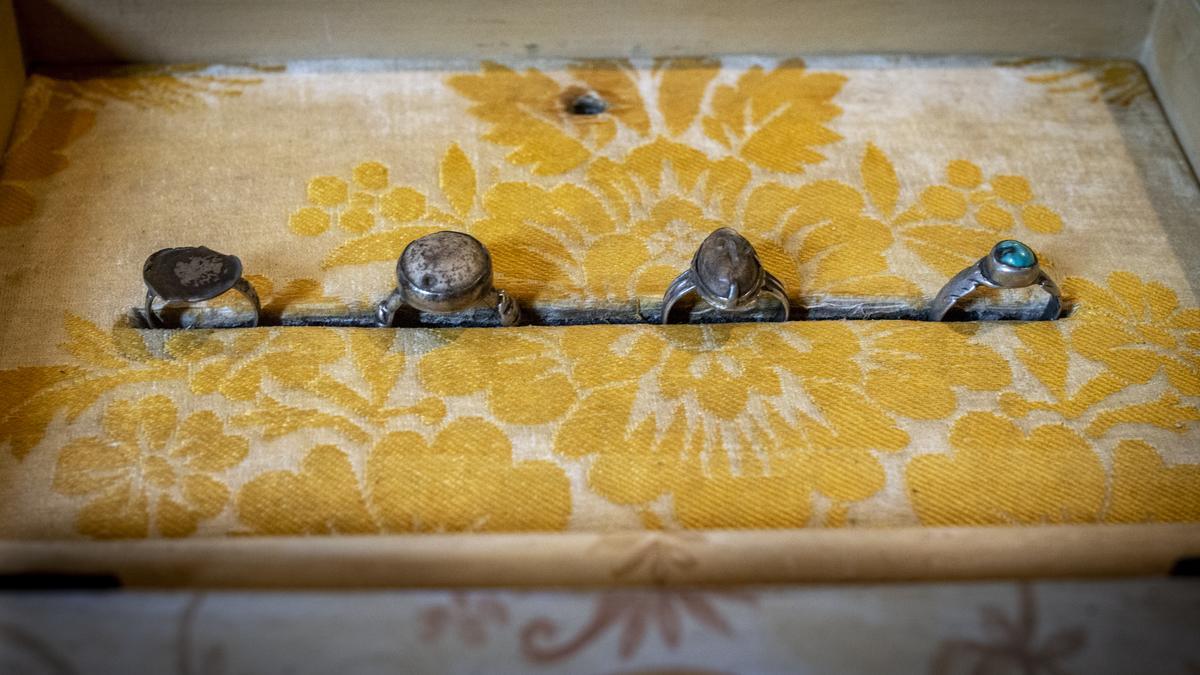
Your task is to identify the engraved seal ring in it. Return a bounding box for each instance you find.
[661,227,790,324]
[142,246,261,328]
[377,230,520,327]
[927,239,1061,321]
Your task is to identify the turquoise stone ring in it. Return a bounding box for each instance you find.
[928,239,1061,321]
[993,239,1037,268]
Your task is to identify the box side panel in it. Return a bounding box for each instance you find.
[14,0,1156,64]
[1142,0,1200,287]
[0,0,24,151]
[1145,0,1200,176]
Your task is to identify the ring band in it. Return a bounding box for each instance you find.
[377,230,520,327]
[142,246,261,328]
[927,239,1060,321]
[661,227,790,324]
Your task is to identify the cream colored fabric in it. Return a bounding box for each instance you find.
[3,581,1199,673]
[0,57,1198,540]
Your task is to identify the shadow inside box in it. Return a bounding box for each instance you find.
[127,295,1075,329]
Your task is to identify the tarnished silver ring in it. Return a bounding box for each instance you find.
[927,239,1060,321]
[377,230,520,327]
[143,246,261,328]
[661,227,790,324]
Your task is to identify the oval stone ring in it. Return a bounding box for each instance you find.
[143,246,261,328]
[661,227,790,324]
[927,239,1061,321]
[377,230,520,327]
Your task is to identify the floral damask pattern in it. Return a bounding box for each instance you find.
[908,411,1108,525]
[446,58,846,176]
[1064,272,1200,396]
[1,57,1198,538]
[2,302,1196,538]
[238,417,571,534]
[286,59,1069,305]
[421,593,510,646]
[517,531,753,663]
[932,584,1087,675]
[54,394,248,538]
[1,315,570,537]
[416,321,1011,528]
[0,68,263,228]
[909,273,1200,525]
[849,145,1064,279]
[999,57,1151,107]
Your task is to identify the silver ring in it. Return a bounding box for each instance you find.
[661,227,790,324]
[377,230,520,327]
[927,239,1060,321]
[143,246,261,328]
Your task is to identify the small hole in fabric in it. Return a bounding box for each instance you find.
[568,93,608,116]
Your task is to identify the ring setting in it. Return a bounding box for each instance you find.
[661,227,790,324]
[927,239,1060,321]
[377,230,520,327]
[142,246,261,328]
[139,238,1057,328]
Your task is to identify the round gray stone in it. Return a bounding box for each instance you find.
[399,231,490,296]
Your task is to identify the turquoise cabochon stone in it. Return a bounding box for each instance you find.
[993,239,1036,268]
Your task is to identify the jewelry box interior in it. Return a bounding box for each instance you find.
[1,0,1199,589]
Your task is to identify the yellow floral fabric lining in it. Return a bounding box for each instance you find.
[0,56,1198,539]
[290,59,1066,306]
